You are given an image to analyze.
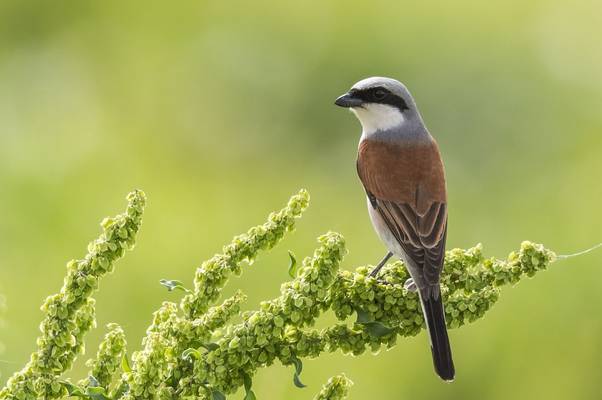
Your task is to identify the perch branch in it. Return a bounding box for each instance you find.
[0,190,564,400]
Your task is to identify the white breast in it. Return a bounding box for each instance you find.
[352,103,405,137]
[366,197,407,260]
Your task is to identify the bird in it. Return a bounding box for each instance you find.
[334,77,455,381]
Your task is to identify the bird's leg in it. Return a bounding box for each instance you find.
[369,252,393,278]
[404,278,417,292]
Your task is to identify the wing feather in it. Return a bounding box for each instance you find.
[357,138,448,288]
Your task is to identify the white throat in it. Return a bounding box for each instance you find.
[351,103,405,137]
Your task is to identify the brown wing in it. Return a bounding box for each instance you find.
[357,138,447,287]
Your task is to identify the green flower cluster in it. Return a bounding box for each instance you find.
[118,292,247,400]
[114,191,309,400]
[121,327,171,400]
[0,189,562,400]
[182,232,346,396]
[0,190,145,400]
[181,189,310,319]
[167,292,247,397]
[79,323,127,390]
[326,241,555,356]
[313,374,353,400]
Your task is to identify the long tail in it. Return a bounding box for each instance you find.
[419,289,455,382]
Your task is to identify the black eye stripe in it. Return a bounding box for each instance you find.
[349,87,409,111]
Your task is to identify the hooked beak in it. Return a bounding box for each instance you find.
[334,92,364,108]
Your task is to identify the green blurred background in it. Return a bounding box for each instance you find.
[1,0,601,398]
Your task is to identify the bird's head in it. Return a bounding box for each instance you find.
[335,77,418,134]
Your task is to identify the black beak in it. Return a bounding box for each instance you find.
[334,92,364,108]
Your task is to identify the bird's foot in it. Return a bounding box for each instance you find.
[404,278,417,292]
[368,267,381,278]
[369,251,394,278]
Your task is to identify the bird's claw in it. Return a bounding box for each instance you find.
[404,278,417,292]
[368,268,381,278]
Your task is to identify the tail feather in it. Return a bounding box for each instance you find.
[420,291,455,381]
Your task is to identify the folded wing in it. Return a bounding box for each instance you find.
[358,138,447,289]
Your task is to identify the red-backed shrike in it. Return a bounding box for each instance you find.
[335,77,455,381]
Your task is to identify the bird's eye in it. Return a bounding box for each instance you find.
[373,89,388,101]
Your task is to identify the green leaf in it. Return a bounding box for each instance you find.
[355,308,395,337]
[159,279,190,293]
[61,378,112,400]
[243,374,252,392]
[212,390,226,400]
[110,383,129,399]
[362,321,396,337]
[355,308,371,324]
[121,353,131,373]
[88,376,101,387]
[86,386,111,400]
[200,342,219,351]
[287,251,298,278]
[182,348,202,361]
[293,374,306,389]
[291,356,303,375]
[243,374,256,400]
[291,356,306,388]
[59,380,85,397]
[83,379,112,400]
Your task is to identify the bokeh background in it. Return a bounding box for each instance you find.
[1,0,601,398]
